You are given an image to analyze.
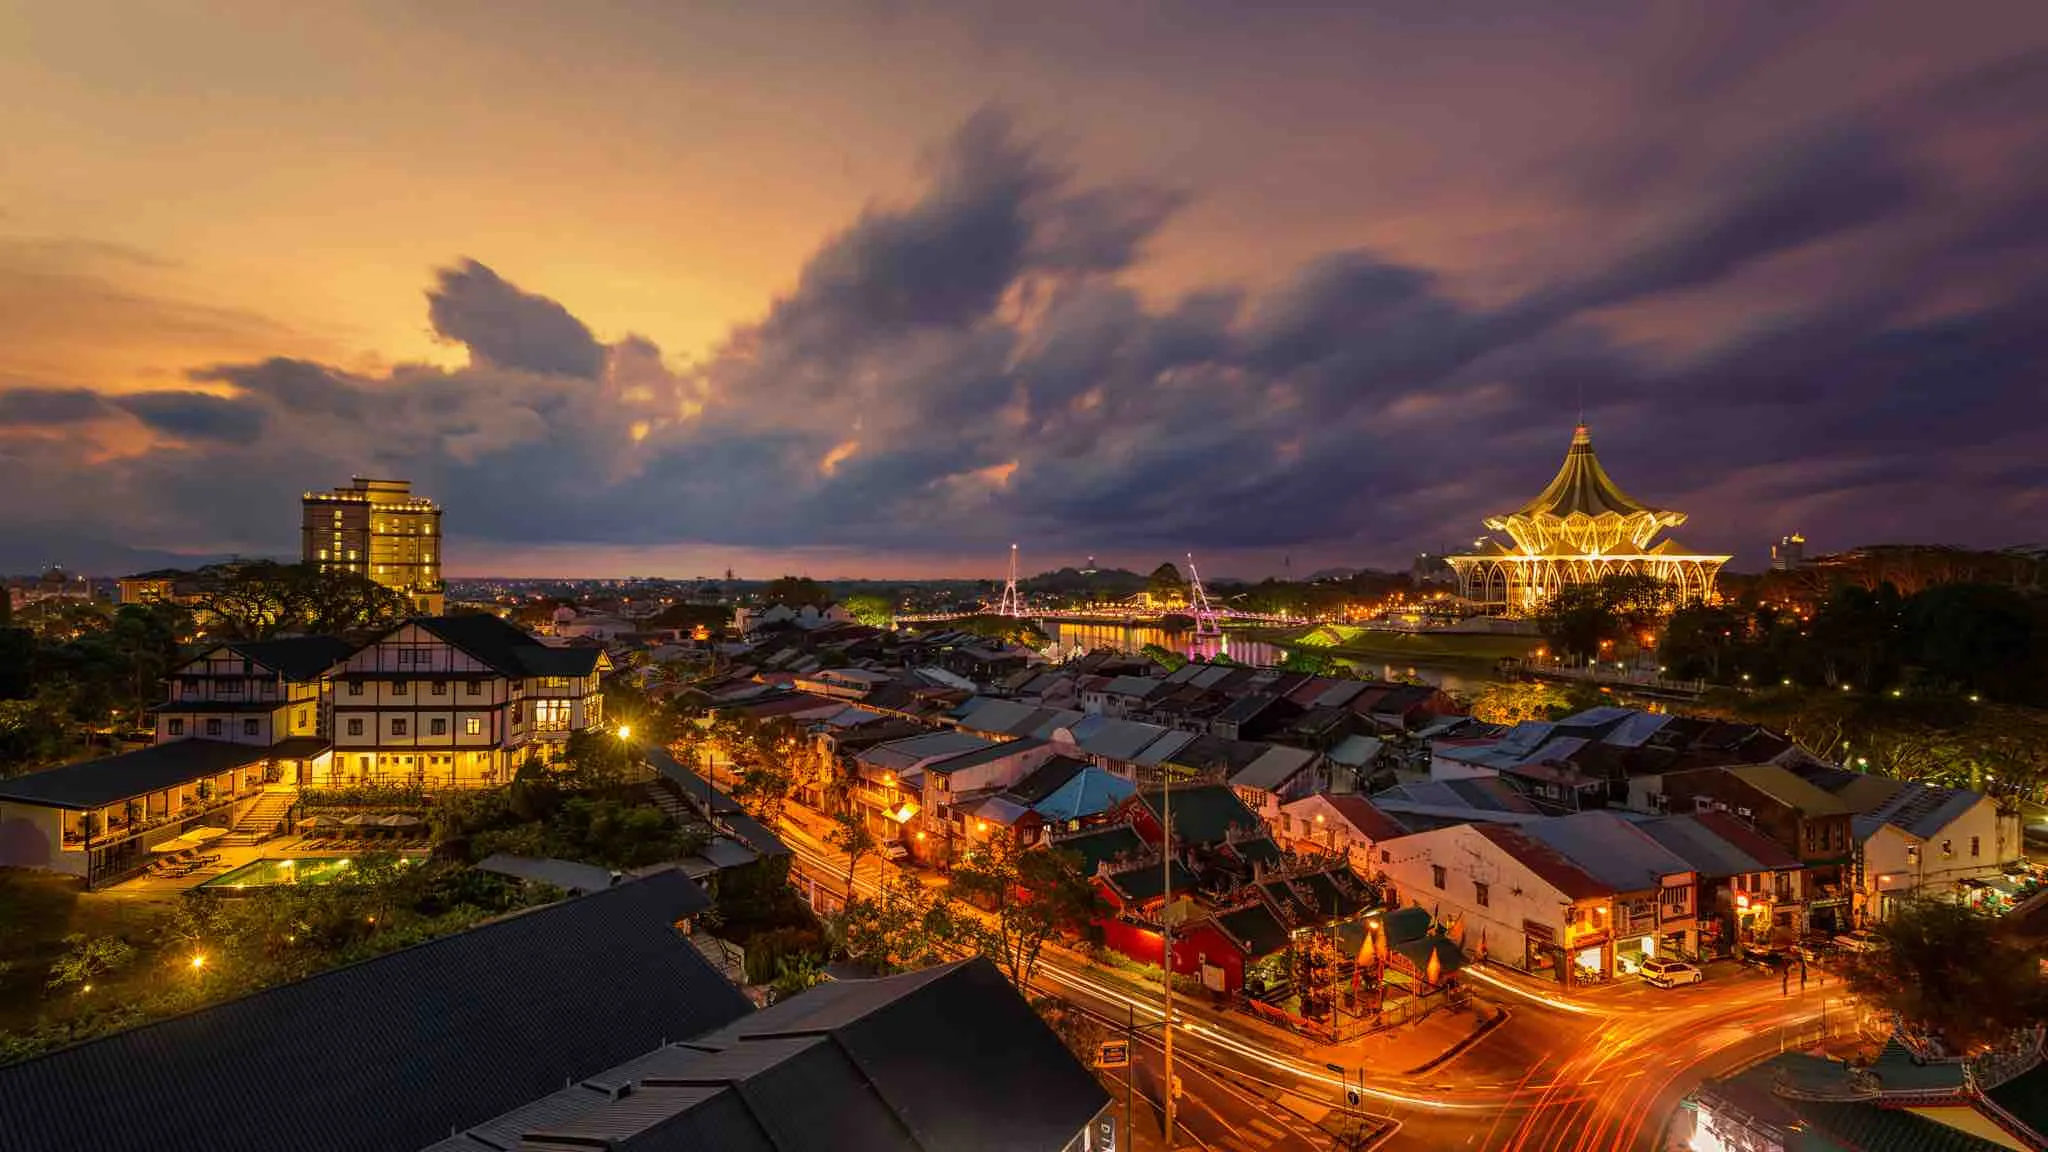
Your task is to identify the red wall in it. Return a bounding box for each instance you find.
[1097,918,1247,993]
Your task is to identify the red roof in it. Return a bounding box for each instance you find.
[1692,808,1803,870]
[1321,795,1409,844]
[1472,824,1611,901]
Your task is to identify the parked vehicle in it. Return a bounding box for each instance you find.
[881,842,909,862]
[1640,957,1705,988]
[1834,929,1886,953]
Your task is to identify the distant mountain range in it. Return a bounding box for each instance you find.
[0,527,263,579]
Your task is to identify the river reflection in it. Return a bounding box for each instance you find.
[1040,620,1488,695]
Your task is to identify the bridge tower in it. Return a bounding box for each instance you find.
[996,543,1022,618]
[1185,553,1223,639]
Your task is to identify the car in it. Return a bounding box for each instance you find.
[880,842,909,862]
[1639,957,1705,988]
[1834,929,1886,953]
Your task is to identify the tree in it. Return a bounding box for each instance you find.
[1534,582,1618,664]
[840,593,895,629]
[840,874,971,974]
[1903,583,2042,703]
[1661,600,1748,681]
[191,562,410,640]
[762,576,830,607]
[826,807,879,903]
[1140,643,1188,673]
[1841,899,2048,1053]
[952,614,1050,648]
[1536,574,1676,664]
[1466,680,1575,726]
[951,840,1106,990]
[45,933,136,991]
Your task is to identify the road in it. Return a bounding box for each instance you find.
[764,789,1835,1151]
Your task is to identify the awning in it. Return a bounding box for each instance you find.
[888,801,921,825]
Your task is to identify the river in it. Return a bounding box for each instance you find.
[1039,620,1491,696]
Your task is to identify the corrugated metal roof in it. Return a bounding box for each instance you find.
[0,873,749,1152]
[475,853,616,894]
[1031,768,1136,823]
[1522,811,1694,892]
[1130,728,1197,766]
[1327,734,1384,767]
[1228,745,1317,793]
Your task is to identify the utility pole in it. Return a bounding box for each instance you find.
[1161,776,1176,1148]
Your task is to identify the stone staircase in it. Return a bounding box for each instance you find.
[221,790,298,847]
[640,782,692,826]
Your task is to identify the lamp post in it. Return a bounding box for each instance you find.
[1161,776,1175,1149]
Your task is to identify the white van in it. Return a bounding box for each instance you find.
[1639,957,1705,988]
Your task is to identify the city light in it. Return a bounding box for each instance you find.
[189,954,206,970]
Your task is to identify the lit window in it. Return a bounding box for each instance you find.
[318,549,329,560]
[465,717,481,735]
[534,700,572,731]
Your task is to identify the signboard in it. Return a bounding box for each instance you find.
[1095,1040,1130,1069]
[1095,1116,1117,1152]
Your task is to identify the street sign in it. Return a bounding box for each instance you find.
[1095,1116,1117,1152]
[1171,1075,1184,1101]
[1095,1040,1130,1069]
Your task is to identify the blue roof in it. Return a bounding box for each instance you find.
[1031,766,1136,823]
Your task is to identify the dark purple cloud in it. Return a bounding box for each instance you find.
[0,388,109,425]
[427,259,606,379]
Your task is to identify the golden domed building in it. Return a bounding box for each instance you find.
[1449,424,1728,614]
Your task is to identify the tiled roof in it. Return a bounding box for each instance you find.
[1048,824,1148,878]
[0,872,747,1152]
[1138,785,1261,846]
[1105,859,1202,903]
[1215,903,1291,959]
[0,738,269,810]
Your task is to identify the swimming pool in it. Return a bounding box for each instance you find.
[199,855,415,889]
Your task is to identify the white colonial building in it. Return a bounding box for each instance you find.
[328,616,609,788]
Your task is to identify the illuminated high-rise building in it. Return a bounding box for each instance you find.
[1448,424,1728,615]
[301,477,444,614]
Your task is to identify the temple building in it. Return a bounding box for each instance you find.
[1449,424,1728,614]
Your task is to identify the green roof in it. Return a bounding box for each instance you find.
[1723,764,1853,816]
[1216,903,1291,960]
[1138,785,1261,846]
[1047,824,1146,879]
[1105,861,1201,904]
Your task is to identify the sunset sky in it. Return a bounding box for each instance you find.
[3,2,2045,579]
